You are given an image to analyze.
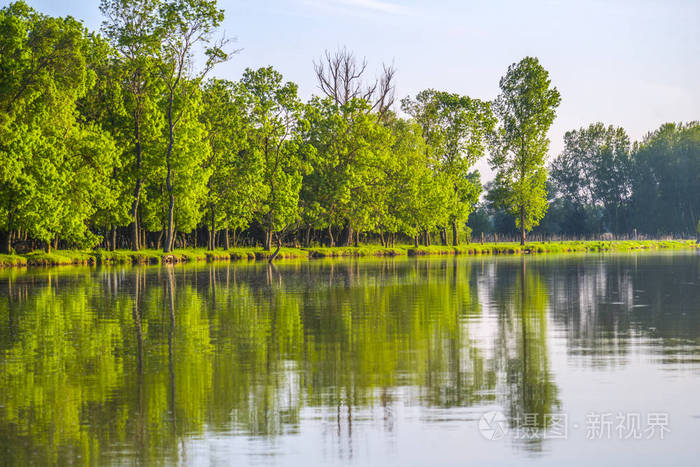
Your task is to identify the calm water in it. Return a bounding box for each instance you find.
[1,252,699,466]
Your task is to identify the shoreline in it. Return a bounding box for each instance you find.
[0,239,697,268]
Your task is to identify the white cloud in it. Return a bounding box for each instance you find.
[303,0,414,17]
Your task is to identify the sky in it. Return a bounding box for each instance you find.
[9,0,700,178]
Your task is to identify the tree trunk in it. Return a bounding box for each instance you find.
[225,228,230,250]
[328,226,334,247]
[268,233,283,264]
[128,96,147,252]
[157,227,164,250]
[452,221,458,246]
[339,223,353,247]
[305,226,311,247]
[0,230,9,255]
[520,206,526,246]
[164,87,176,253]
[208,207,216,251]
[440,228,447,246]
[165,191,175,252]
[414,235,418,247]
[110,225,117,251]
[131,219,140,251]
[264,230,272,251]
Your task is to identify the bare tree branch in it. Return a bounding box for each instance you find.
[313,46,396,118]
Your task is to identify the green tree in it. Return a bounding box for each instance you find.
[240,67,311,252]
[77,33,133,250]
[380,117,451,246]
[629,122,700,235]
[402,89,494,245]
[490,57,561,245]
[157,0,228,252]
[302,97,392,247]
[200,78,266,249]
[0,1,117,252]
[550,123,631,233]
[100,0,163,250]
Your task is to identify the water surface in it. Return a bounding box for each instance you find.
[1,252,699,465]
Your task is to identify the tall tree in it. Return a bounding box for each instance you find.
[100,0,162,250]
[629,122,700,234]
[313,46,395,120]
[0,1,117,253]
[490,57,561,245]
[402,90,494,245]
[157,0,228,252]
[302,97,392,247]
[380,117,452,245]
[550,123,631,233]
[200,78,266,250]
[240,67,311,251]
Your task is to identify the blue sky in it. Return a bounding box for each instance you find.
[9,0,700,178]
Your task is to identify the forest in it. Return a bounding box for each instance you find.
[1,0,698,256]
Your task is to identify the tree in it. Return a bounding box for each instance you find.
[490,57,561,245]
[313,46,395,120]
[77,33,133,250]
[402,89,495,245]
[157,0,228,252]
[100,0,162,250]
[381,117,452,245]
[302,97,392,247]
[240,67,311,251]
[0,1,117,253]
[628,122,700,235]
[200,78,266,249]
[550,123,632,233]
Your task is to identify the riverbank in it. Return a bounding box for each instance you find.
[0,239,696,268]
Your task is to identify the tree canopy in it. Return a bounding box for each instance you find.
[1,1,698,255]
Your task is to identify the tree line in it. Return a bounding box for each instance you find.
[471,121,700,239]
[1,0,697,255]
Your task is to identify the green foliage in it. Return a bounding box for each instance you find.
[240,67,311,243]
[628,122,700,235]
[0,1,119,251]
[1,1,696,254]
[200,79,265,237]
[550,123,632,233]
[402,89,495,242]
[302,97,394,241]
[490,57,561,243]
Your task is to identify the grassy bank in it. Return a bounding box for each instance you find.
[0,239,696,268]
[407,239,699,256]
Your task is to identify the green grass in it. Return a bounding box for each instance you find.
[22,249,100,266]
[0,239,696,268]
[0,253,27,267]
[306,245,407,257]
[407,239,698,256]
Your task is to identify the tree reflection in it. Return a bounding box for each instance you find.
[489,257,560,450]
[6,254,695,462]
